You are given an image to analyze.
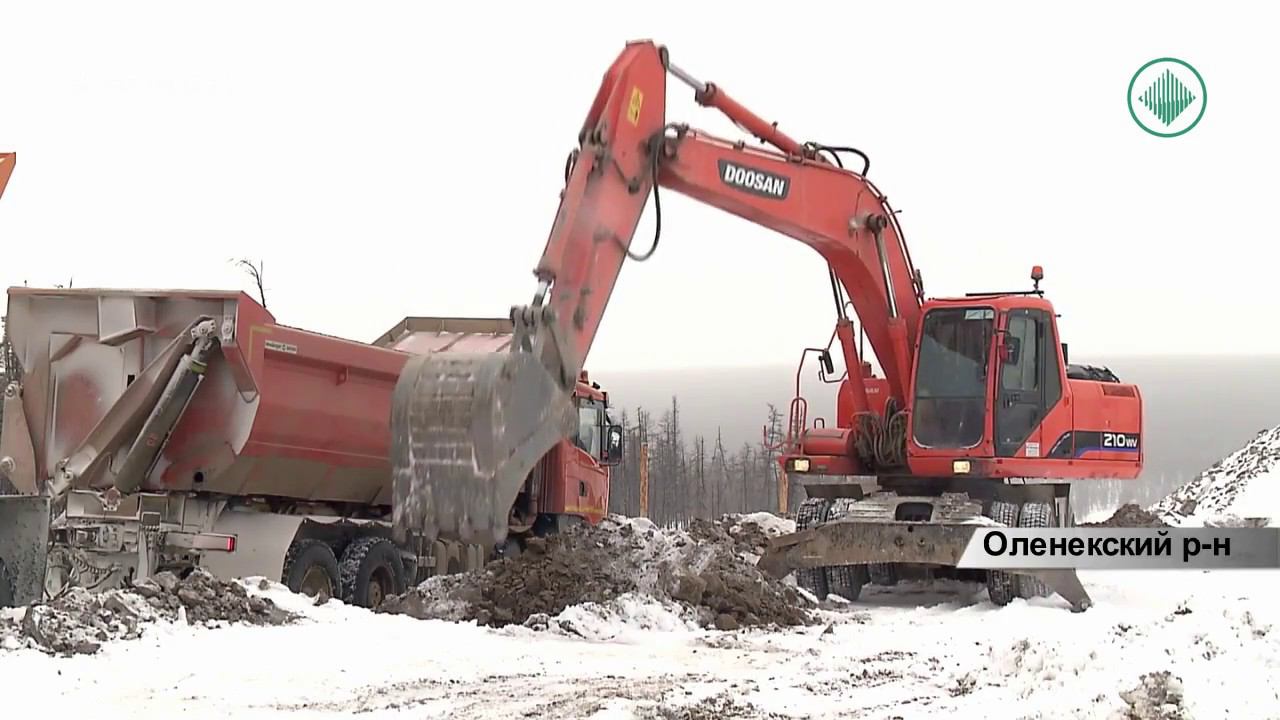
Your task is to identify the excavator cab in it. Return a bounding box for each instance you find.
[908,297,1063,462]
[905,287,1141,481]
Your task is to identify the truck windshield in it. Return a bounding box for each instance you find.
[575,400,602,457]
[912,307,994,448]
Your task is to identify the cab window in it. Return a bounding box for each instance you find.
[574,399,603,457]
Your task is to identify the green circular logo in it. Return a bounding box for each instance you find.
[1128,58,1206,137]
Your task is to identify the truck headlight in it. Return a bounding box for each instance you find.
[952,459,971,474]
[792,458,811,472]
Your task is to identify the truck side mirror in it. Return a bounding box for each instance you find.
[820,349,834,376]
[601,424,624,466]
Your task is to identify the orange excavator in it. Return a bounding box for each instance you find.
[391,41,1143,610]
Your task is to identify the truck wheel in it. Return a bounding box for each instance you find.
[985,500,1020,607]
[282,539,340,600]
[1016,501,1054,599]
[340,536,406,609]
[794,498,832,600]
[825,564,869,602]
[868,563,899,587]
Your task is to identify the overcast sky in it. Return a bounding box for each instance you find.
[1,2,1276,372]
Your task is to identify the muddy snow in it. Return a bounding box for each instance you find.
[0,567,295,655]
[2,565,1276,718]
[2,429,1280,718]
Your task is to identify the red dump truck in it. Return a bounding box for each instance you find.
[0,287,622,608]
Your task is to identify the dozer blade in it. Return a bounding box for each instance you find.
[0,496,51,608]
[758,520,1093,612]
[390,349,576,547]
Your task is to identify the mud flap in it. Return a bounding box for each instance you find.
[758,520,1093,612]
[0,496,51,608]
[390,349,576,547]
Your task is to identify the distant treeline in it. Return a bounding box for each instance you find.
[607,397,806,524]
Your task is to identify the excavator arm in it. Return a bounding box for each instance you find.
[537,42,923,403]
[391,41,926,547]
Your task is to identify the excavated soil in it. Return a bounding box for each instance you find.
[378,514,813,631]
[0,568,295,656]
[1081,504,1169,528]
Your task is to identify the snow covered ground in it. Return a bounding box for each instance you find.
[3,428,1278,719]
[1,569,1276,718]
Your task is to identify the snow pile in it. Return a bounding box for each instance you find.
[378,513,814,631]
[1150,425,1280,527]
[0,567,296,656]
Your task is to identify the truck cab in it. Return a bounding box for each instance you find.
[526,370,621,534]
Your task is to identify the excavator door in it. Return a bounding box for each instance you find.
[994,308,1059,457]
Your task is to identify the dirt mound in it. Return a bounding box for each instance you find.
[0,568,295,656]
[1081,504,1169,528]
[378,515,813,631]
[1116,671,1191,719]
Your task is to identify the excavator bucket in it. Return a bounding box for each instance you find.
[0,496,51,607]
[389,348,577,548]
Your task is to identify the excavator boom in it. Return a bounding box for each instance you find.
[391,41,928,547]
[0,153,15,200]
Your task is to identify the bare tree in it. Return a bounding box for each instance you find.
[611,399,797,526]
[232,258,267,308]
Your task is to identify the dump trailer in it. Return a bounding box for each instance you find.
[0,287,622,608]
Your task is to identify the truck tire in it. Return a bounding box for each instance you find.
[868,563,899,587]
[985,500,1020,607]
[825,564,869,602]
[794,498,831,600]
[823,498,868,601]
[1017,501,1054,599]
[282,538,341,600]
[339,536,406,609]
